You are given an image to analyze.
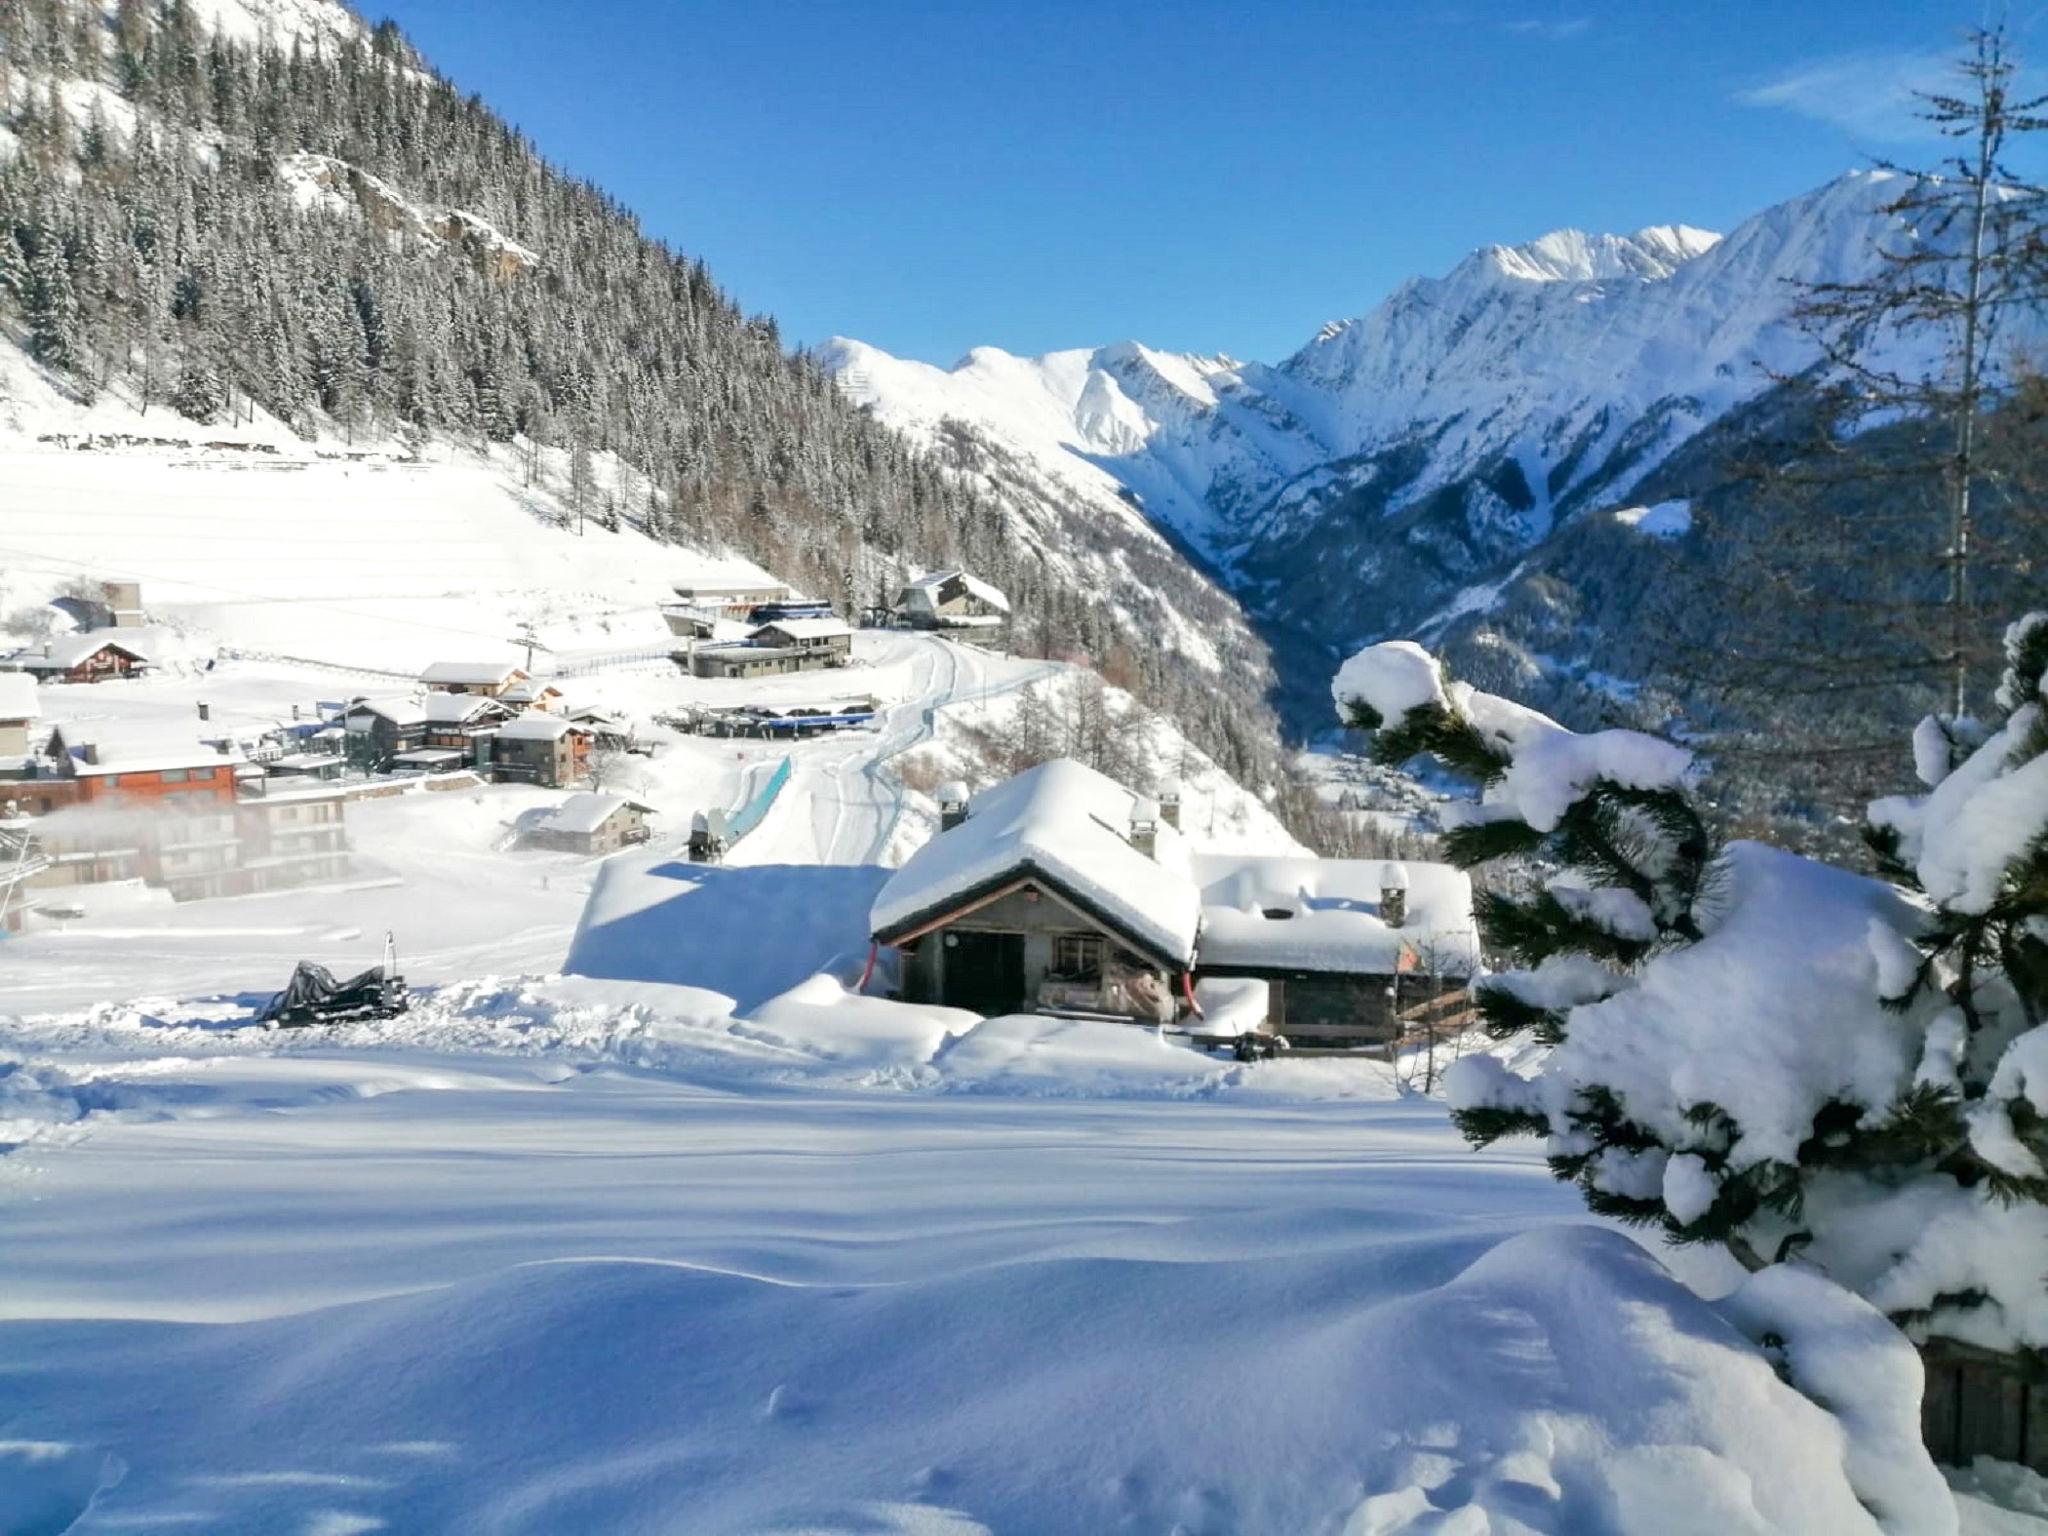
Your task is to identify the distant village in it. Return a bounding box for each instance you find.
[0,568,1014,927]
[0,569,1478,1059]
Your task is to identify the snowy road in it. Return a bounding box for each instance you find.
[732,637,1059,868]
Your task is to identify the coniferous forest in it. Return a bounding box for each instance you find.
[0,0,1289,795]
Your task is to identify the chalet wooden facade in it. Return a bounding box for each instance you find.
[12,633,151,685]
[689,617,854,679]
[896,569,1010,631]
[419,660,529,697]
[869,760,1479,1046]
[485,713,593,788]
[343,697,429,769]
[525,793,654,855]
[870,763,1198,1023]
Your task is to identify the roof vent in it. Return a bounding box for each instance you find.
[937,781,970,831]
[1129,796,1160,860]
[1381,862,1410,928]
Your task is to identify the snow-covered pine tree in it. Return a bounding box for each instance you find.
[1862,613,2048,1343]
[169,353,222,422]
[1335,625,2048,1383]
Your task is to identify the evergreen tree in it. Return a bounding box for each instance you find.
[1338,626,2048,1352]
[22,216,80,369]
[169,352,222,421]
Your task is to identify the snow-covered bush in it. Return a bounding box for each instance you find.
[1334,624,2048,1357]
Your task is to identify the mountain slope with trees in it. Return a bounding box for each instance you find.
[0,0,1287,794]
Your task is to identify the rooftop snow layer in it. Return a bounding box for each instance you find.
[52,723,241,776]
[751,617,852,642]
[347,695,428,728]
[420,660,524,686]
[1192,854,1481,975]
[871,757,1202,966]
[902,568,1012,613]
[495,712,577,742]
[14,630,152,670]
[538,792,649,835]
[420,692,505,725]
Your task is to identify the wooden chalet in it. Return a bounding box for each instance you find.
[483,712,593,788]
[525,792,654,855]
[896,569,1010,631]
[690,616,853,680]
[869,759,1480,1046]
[419,660,529,697]
[11,632,151,685]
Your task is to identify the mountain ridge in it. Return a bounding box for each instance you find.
[823,170,1931,730]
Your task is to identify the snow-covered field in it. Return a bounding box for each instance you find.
[4,411,2044,1531]
[0,977,2035,1534]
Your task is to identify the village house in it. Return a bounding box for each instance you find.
[870,761,1200,1020]
[419,660,529,697]
[1189,854,1479,1046]
[499,678,566,713]
[9,632,152,685]
[896,569,1010,631]
[868,758,1480,1046]
[0,673,40,761]
[484,711,593,788]
[524,792,655,855]
[689,616,854,680]
[567,704,636,751]
[669,579,793,619]
[421,692,512,760]
[23,725,247,899]
[343,696,429,770]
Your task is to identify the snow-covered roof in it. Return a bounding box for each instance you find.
[872,758,1202,968]
[15,631,152,670]
[538,792,653,835]
[900,568,1011,613]
[496,712,581,742]
[347,695,427,728]
[421,692,506,725]
[0,673,39,720]
[1192,854,1480,976]
[420,660,525,687]
[50,723,241,777]
[753,617,852,642]
[499,678,563,701]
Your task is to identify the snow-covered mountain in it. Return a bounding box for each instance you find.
[824,172,1929,723]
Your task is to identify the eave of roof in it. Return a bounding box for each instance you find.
[871,857,1190,972]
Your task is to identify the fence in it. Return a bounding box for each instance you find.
[726,757,792,844]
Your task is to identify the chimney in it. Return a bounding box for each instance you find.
[1130,796,1160,860]
[1380,861,1410,928]
[937,781,970,832]
[82,742,99,766]
[197,701,211,722]
[1159,784,1182,830]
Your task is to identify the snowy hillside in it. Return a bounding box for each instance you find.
[825,172,1941,724]
[0,343,765,669]
[0,0,1288,789]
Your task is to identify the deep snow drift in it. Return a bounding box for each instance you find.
[0,973,1982,1535]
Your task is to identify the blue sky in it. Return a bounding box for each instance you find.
[368,1,2034,365]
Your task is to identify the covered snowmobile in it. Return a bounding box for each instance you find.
[261,933,408,1028]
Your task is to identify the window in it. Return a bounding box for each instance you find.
[160,769,189,783]
[1052,934,1104,979]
